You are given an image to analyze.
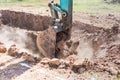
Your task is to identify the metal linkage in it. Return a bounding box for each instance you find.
[48,0,73,33]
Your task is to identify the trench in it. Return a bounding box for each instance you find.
[0,10,51,57]
[0,10,119,61]
[0,10,51,31]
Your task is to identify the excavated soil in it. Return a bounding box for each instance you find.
[71,21,120,75]
[0,10,120,80]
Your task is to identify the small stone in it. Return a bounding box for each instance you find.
[59,63,66,69]
[66,55,78,64]
[73,60,82,68]
[58,59,70,68]
[49,58,61,66]
[41,58,50,64]
[0,44,7,53]
[70,41,79,55]
[21,52,35,62]
[109,67,118,75]
[114,60,120,64]
[0,63,5,66]
[8,44,19,56]
[78,67,86,73]
[34,57,41,63]
[108,13,114,17]
[63,60,71,66]
[72,60,86,73]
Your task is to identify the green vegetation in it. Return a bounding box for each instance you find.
[0,0,41,3]
[74,0,120,13]
[105,0,120,4]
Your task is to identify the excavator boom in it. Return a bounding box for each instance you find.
[37,0,73,58]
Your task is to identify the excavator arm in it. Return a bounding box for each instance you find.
[49,0,73,43]
[49,0,73,33]
[37,0,73,58]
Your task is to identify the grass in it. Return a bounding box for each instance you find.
[74,0,120,14]
[0,0,120,14]
[0,0,44,8]
[0,0,41,3]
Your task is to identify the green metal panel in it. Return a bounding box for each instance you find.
[60,0,73,16]
[60,0,73,24]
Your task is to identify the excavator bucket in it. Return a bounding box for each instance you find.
[36,27,56,58]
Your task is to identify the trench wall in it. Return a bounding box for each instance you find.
[0,10,51,31]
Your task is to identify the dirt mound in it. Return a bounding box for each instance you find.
[0,42,7,53]
[92,44,120,75]
[68,21,120,76]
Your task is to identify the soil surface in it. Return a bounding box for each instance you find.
[0,7,120,80]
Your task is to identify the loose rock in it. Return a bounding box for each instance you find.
[40,58,50,64]
[8,44,19,56]
[21,52,35,62]
[109,67,118,75]
[49,58,61,66]
[0,42,7,53]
